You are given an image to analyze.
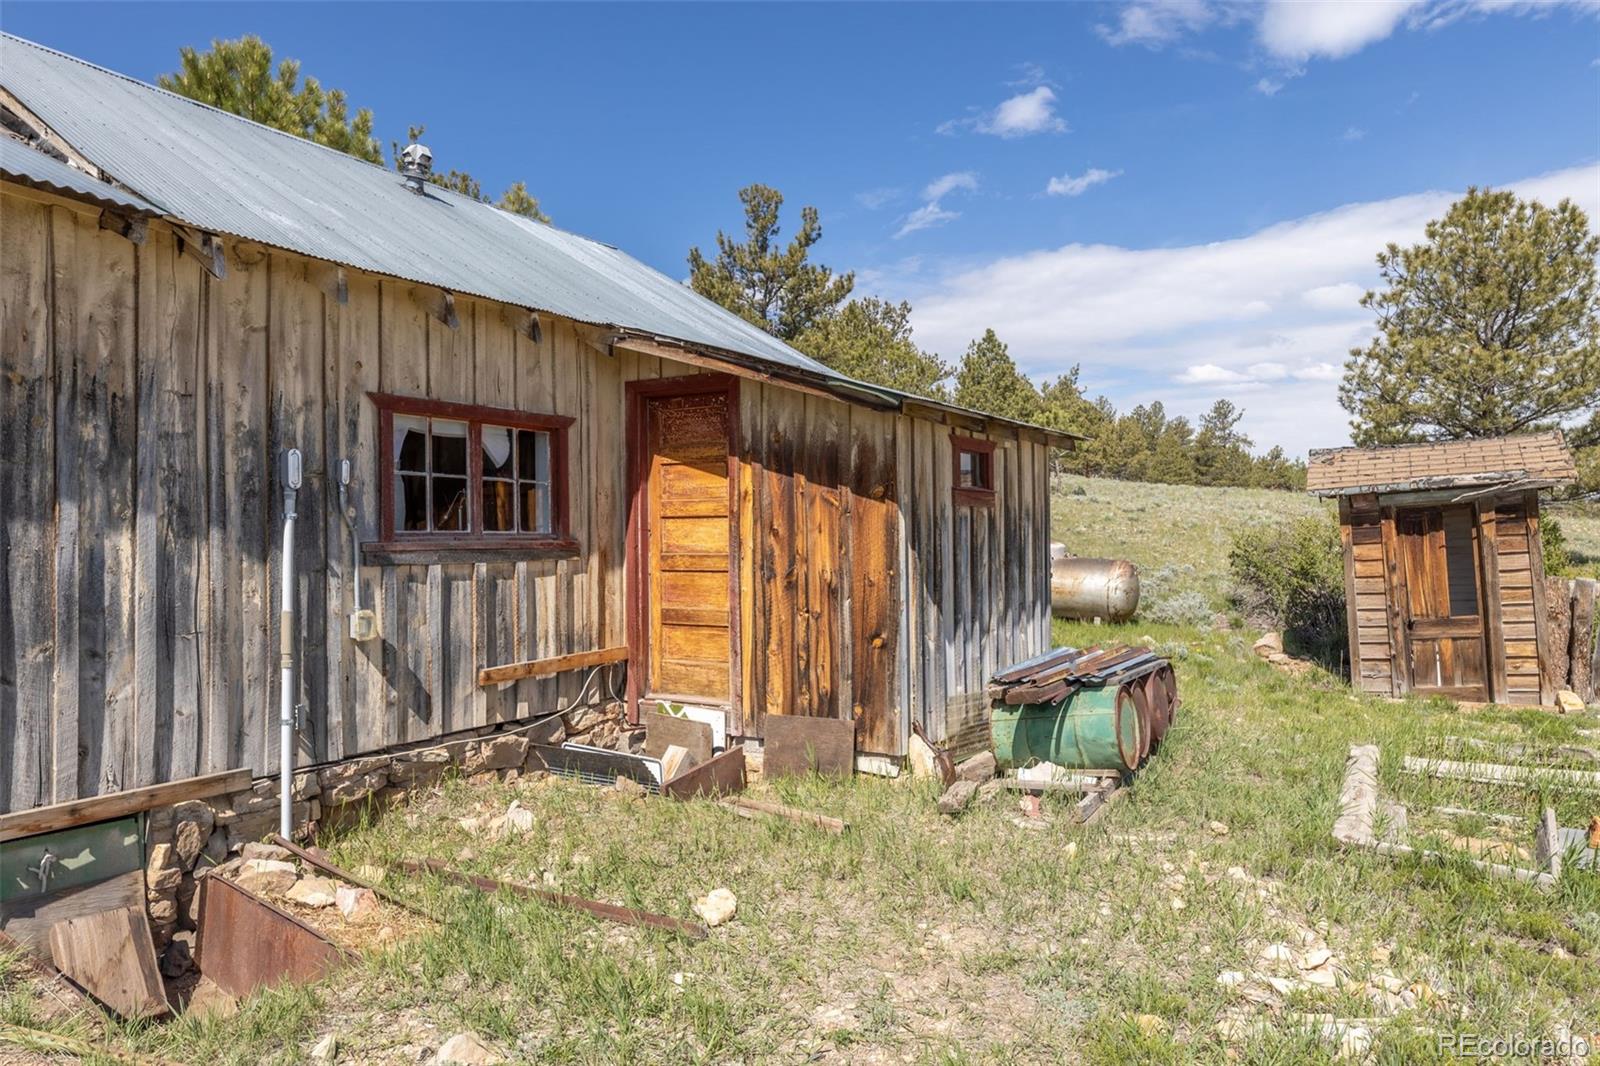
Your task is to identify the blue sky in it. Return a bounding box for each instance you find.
[4,1,1597,454]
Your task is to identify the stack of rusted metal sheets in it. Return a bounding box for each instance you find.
[988,644,1165,706]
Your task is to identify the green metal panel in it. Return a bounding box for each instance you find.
[0,817,143,904]
[991,685,1141,772]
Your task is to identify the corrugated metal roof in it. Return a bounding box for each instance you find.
[1307,430,1577,495]
[0,135,160,215]
[0,33,1081,444]
[0,33,847,381]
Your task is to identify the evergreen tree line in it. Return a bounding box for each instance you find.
[687,184,1306,490]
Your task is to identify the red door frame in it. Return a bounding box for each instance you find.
[624,373,742,726]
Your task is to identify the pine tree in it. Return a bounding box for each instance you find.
[1194,399,1255,486]
[794,298,950,397]
[688,184,855,341]
[1341,188,1600,445]
[159,36,382,163]
[952,329,1040,422]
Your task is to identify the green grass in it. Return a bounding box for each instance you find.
[1549,498,1600,579]
[4,476,1597,1064]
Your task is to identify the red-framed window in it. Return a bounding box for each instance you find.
[952,436,996,506]
[370,392,575,553]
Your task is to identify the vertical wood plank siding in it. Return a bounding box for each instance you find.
[1,185,1056,809]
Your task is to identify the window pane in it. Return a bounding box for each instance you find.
[482,425,514,480]
[433,476,468,531]
[394,415,428,473]
[518,429,550,483]
[397,474,428,531]
[482,480,515,532]
[1443,508,1478,616]
[958,451,976,487]
[521,482,553,534]
[432,419,468,476]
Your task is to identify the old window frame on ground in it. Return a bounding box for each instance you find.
[366,392,576,560]
[951,436,996,506]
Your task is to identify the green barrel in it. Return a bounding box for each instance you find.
[991,683,1143,772]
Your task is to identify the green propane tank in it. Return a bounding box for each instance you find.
[990,684,1143,772]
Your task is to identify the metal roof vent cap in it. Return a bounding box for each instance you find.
[399,141,432,193]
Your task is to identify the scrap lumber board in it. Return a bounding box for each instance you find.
[1,869,145,959]
[644,712,715,765]
[720,797,847,834]
[48,905,169,1019]
[0,769,249,842]
[1401,755,1600,793]
[196,876,349,998]
[400,858,707,940]
[662,747,746,800]
[477,645,627,686]
[762,715,855,779]
[1075,782,1125,826]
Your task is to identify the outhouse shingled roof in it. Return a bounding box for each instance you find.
[1306,430,1578,496]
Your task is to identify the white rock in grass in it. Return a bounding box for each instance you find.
[693,888,738,928]
[286,875,339,908]
[1259,942,1294,964]
[234,859,299,896]
[1216,970,1247,988]
[309,1033,338,1062]
[1207,821,1229,837]
[1299,947,1333,970]
[1169,897,1186,912]
[433,1032,503,1065]
[336,885,379,921]
[498,802,535,837]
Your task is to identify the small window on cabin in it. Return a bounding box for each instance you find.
[374,395,574,555]
[951,437,996,504]
[1441,506,1478,617]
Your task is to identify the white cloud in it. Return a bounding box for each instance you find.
[924,172,979,200]
[942,85,1068,138]
[1100,0,1599,81]
[1342,126,1367,142]
[895,173,979,239]
[855,187,901,210]
[1096,0,1219,48]
[895,163,1600,455]
[1046,167,1124,197]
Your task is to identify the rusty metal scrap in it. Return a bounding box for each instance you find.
[195,876,349,998]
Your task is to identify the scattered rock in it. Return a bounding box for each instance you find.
[1133,1014,1168,1037]
[976,779,1007,804]
[1009,815,1049,831]
[337,885,380,922]
[1017,795,1043,820]
[185,977,239,1021]
[1300,947,1333,970]
[936,779,979,815]
[1169,897,1186,912]
[1207,820,1230,837]
[954,751,997,783]
[1217,970,1246,988]
[310,1033,338,1062]
[241,842,291,862]
[1063,841,1079,860]
[159,933,194,978]
[286,875,339,908]
[499,801,535,837]
[1259,943,1295,964]
[692,887,738,928]
[233,858,299,896]
[433,1032,504,1065]
[611,776,647,798]
[1253,632,1283,658]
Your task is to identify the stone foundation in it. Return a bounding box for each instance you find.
[139,702,637,951]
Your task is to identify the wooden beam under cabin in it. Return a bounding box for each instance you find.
[0,769,250,842]
[477,645,628,687]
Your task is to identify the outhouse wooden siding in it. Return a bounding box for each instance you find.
[2,177,1060,811]
[1337,488,1549,706]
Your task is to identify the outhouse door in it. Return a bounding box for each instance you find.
[625,376,740,719]
[1393,505,1489,700]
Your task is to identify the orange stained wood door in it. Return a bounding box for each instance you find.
[1395,506,1488,700]
[645,391,733,701]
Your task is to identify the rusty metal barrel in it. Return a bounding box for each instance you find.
[1051,557,1140,622]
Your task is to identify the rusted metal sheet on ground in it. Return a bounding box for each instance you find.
[762,715,855,779]
[662,746,746,800]
[195,876,349,997]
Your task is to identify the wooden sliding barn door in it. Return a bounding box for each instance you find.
[626,376,740,717]
[1394,506,1489,701]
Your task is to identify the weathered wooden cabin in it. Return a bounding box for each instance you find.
[0,35,1073,814]
[1307,432,1577,706]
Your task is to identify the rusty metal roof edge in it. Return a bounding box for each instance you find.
[0,137,161,216]
[1309,470,1575,498]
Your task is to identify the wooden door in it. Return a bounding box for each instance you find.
[639,388,734,703]
[1395,506,1489,700]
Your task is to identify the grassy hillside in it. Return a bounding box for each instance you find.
[1548,499,1600,579]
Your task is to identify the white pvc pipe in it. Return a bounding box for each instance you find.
[279,449,302,840]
